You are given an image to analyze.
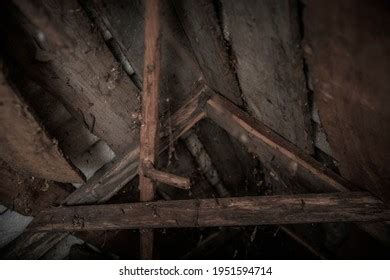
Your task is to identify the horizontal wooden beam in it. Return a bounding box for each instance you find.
[144,161,191,190]
[28,192,390,232]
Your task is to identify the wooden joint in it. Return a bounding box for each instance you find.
[143,161,191,190]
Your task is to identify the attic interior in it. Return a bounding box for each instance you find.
[0,0,389,260]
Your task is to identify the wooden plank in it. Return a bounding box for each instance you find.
[206,94,350,192]
[63,83,210,206]
[0,63,84,183]
[95,0,203,113]
[304,0,390,201]
[221,0,312,152]
[0,0,141,155]
[172,0,243,105]
[144,163,191,190]
[0,159,70,217]
[183,131,229,197]
[28,192,390,232]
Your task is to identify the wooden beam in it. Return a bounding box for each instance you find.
[183,131,229,197]
[206,94,350,192]
[172,0,243,106]
[63,83,209,206]
[3,84,209,259]
[220,0,312,152]
[0,61,84,184]
[205,93,390,243]
[144,161,191,190]
[138,0,162,259]
[1,0,141,156]
[28,192,390,232]
[304,0,390,201]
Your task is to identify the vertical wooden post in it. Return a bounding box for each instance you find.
[139,0,161,259]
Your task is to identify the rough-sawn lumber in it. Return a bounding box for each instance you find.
[28,192,390,232]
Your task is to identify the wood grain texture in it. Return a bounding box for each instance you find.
[96,0,258,197]
[206,94,349,192]
[0,159,70,216]
[138,0,162,259]
[304,0,390,201]
[96,0,203,113]
[172,0,243,105]
[29,192,390,232]
[139,0,162,203]
[10,73,101,162]
[0,64,83,183]
[0,0,140,155]
[64,84,210,206]
[206,93,390,244]
[144,163,191,190]
[221,0,312,152]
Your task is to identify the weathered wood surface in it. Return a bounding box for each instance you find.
[29,192,390,232]
[0,64,83,183]
[64,84,210,206]
[304,0,390,201]
[0,0,140,155]
[206,93,390,244]
[95,0,203,113]
[96,0,258,196]
[0,159,70,217]
[139,0,162,203]
[144,163,191,190]
[206,94,349,192]
[183,131,229,197]
[8,74,116,182]
[172,0,243,105]
[138,0,162,259]
[221,0,312,152]
[11,75,102,162]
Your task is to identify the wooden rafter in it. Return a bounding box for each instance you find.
[205,94,350,192]
[0,61,84,184]
[28,192,390,232]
